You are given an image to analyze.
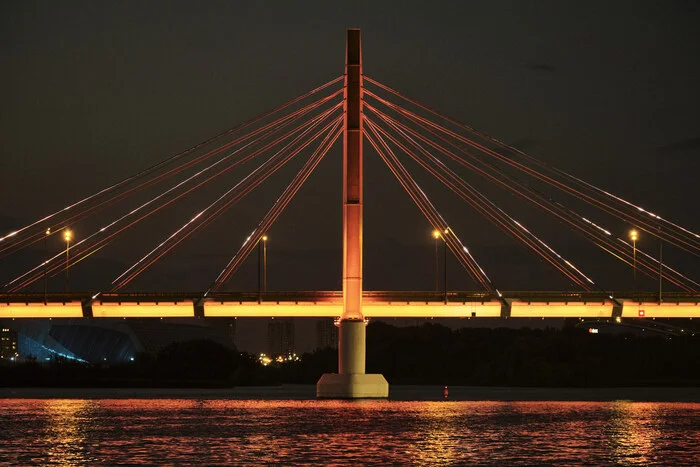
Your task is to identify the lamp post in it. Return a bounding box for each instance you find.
[658,227,663,303]
[44,228,51,301]
[432,230,440,292]
[63,229,72,293]
[629,229,638,291]
[443,228,448,304]
[262,235,268,293]
[257,236,262,303]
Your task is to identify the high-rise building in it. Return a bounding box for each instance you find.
[0,328,18,361]
[267,319,295,357]
[316,319,338,350]
[210,318,237,348]
[227,318,237,348]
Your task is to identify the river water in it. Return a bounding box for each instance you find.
[1,387,698,465]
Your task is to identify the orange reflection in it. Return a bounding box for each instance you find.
[44,399,96,466]
[0,397,696,465]
[402,402,463,464]
[607,401,660,465]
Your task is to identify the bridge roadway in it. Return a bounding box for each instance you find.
[0,291,698,319]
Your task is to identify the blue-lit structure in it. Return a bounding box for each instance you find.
[0,319,236,363]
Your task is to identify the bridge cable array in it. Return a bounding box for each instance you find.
[2,77,345,292]
[362,77,698,292]
[112,110,343,291]
[364,113,594,291]
[364,119,498,293]
[364,102,688,291]
[0,76,343,260]
[206,120,343,295]
[1,73,697,294]
[365,77,700,255]
[5,97,343,291]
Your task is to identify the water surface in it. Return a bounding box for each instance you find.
[1,391,698,465]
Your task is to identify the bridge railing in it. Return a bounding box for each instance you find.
[1,290,698,304]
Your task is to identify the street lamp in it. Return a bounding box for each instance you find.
[443,228,449,303]
[658,227,663,303]
[257,234,268,302]
[44,228,51,301]
[629,229,638,290]
[63,229,72,293]
[262,235,268,293]
[432,230,440,292]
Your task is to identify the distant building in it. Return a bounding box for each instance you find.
[227,318,237,348]
[267,319,295,357]
[0,327,19,361]
[316,319,338,350]
[209,318,237,349]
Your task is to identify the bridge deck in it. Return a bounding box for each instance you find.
[0,292,697,319]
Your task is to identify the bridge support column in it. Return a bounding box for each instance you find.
[339,319,365,374]
[316,28,388,399]
[317,319,387,398]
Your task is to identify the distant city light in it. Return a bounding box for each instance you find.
[258,353,272,366]
[258,352,299,366]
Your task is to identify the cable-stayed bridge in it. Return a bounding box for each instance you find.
[1,30,697,396]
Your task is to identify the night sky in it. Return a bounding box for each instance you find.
[1,1,698,351]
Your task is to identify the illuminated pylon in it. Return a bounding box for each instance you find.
[317,29,389,398]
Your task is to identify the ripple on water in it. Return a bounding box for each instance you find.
[0,398,698,465]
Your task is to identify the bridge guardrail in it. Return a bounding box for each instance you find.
[1,291,698,304]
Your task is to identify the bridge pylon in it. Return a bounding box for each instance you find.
[316,29,389,398]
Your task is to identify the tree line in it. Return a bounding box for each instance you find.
[1,322,698,387]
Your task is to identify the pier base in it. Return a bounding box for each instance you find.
[316,319,388,398]
[316,373,388,399]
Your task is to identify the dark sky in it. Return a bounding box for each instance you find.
[2,0,699,299]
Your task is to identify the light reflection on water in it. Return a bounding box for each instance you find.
[42,400,98,466]
[608,402,662,466]
[1,399,698,465]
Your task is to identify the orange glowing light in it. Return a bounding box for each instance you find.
[621,301,698,318]
[92,301,195,318]
[0,302,83,318]
[510,301,614,318]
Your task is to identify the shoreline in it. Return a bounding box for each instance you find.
[1,385,699,402]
